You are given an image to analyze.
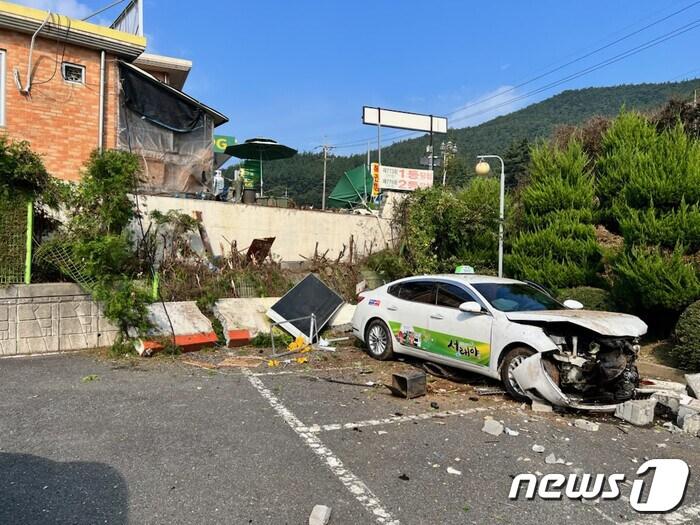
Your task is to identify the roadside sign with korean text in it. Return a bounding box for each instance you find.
[371,163,433,191]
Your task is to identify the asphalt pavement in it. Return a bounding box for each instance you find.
[1,352,698,524]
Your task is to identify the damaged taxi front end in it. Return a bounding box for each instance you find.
[509,311,647,411]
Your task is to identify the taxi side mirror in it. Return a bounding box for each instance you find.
[459,301,483,314]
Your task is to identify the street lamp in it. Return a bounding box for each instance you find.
[475,155,505,278]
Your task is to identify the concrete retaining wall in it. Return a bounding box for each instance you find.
[140,195,393,261]
[0,283,119,356]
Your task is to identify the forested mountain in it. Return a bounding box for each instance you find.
[227,79,700,206]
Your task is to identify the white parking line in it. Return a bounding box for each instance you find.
[297,407,490,433]
[243,369,400,525]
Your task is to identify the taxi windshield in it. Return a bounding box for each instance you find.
[472,282,564,312]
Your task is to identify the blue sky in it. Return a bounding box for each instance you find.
[17,0,700,154]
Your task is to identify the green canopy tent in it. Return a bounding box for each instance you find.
[327,165,373,209]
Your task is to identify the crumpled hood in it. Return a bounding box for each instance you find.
[505,310,647,337]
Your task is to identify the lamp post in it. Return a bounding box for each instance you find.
[475,155,505,278]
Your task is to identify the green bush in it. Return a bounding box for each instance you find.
[364,249,411,282]
[522,141,595,220]
[397,179,504,274]
[557,286,614,311]
[671,300,700,371]
[616,199,700,252]
[611,246,700,328]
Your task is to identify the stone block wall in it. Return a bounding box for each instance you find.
[0,283,119,356]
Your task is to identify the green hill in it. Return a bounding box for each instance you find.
[232,79,700,206]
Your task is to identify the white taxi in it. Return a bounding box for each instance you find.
[351,274,647,408]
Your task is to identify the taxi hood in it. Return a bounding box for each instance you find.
[505,310,647,338]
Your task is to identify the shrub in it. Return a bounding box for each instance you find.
[396,179,504,275]
[0,136,62,206]
[610,246,700,330]
[616,199,700,252]
[522,141,594,220]
[364,249,411,282]
[671,300,700,371]
[557,286,614,311]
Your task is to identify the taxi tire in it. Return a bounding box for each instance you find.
[365,319,394,361]
[500,346,536,401]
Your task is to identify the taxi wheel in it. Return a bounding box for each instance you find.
[365,319,394,361]
[500,347,536,401]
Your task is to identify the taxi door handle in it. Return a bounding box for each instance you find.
[387,305,398,311]
[430,313,444,320]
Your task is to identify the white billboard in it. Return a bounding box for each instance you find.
[371,163,433,192]
[363,107,447,134]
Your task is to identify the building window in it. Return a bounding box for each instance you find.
[0,50,5,127]
[61,62,85,84]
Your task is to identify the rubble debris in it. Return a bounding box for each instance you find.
[398,474,410,481]
[686,373,700,399]
[531,400,553,413]
[662,422,683,434]
[267,274,344,342]
[481,419,504,436]
[218,356,264,368]
[309,504,332,525]
[390,371,426,399]
[446,467,462,476]
[574,419,600,432]
[614,399,657,426]
[651,390,699,415]
[545,453,565,465]
[504,427,520,436]
[532,444,545,453]
[430,401,440,410]
[474,386,506,396]
[246,237,275,265]
[181,359,217,370]
[638,379,687,394]
[680,414,700,436]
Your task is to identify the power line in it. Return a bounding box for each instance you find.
[333,11,700,151]
[330,1,700,151]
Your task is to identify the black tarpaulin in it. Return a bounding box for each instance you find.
[267,274,345,341]
[119,61,205,132]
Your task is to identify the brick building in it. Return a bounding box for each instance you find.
[0,0,227,190]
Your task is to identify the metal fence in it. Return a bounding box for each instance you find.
[0,197,31,285]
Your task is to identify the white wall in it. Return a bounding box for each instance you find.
[140,195,393,261]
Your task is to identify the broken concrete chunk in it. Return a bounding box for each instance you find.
[532,444,545,453]
[651,390,696,415]
[686,373,700,399]
[640,379,687,393]
[309,505,332,525]
[680,414,700,436]
[545,453,566,465]
[446,466,462,476]
[481,419,504,436]
[614,398,656,426]
[574,419,600,431]
[531,400,553,413]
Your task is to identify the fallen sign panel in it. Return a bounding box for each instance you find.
[267,274,344,342]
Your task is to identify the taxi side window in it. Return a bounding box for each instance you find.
[397,281,436,304]
[436,283,478,309]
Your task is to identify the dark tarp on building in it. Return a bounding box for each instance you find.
[118,61,228,194]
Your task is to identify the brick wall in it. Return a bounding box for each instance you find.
[0,28,119,181]
[0,283,119,355]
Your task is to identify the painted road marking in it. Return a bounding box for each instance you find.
[243,369,400,525]
[297,407,490,433]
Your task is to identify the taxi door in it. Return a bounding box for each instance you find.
[425,282,493,370]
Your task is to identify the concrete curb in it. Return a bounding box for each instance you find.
[135,301,218,356]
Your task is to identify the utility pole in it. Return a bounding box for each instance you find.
[319,143,335,210]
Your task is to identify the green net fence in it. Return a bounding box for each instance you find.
[34,241,97,291]
[0,196,28,285]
